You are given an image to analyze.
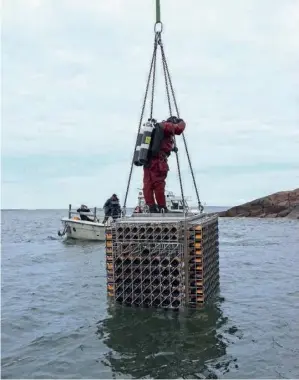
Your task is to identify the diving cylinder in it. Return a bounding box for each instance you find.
[133,127,144,166]
[138,120,155,165]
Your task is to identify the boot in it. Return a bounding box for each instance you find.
[149,204,159,213]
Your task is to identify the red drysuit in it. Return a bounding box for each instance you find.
[143,119,186,210]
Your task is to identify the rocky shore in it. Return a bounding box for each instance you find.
[218,188,299,219]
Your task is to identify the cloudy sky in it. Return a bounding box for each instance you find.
[2,0,299,209]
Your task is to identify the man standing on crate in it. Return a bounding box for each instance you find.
[102,194,121,224]
[143,116,186,213]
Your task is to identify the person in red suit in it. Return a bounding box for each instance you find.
[143,116,186,213]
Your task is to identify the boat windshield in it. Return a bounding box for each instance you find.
[171,201,179,210]
[170,199,188,210]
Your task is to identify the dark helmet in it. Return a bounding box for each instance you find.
[167,116,179,123]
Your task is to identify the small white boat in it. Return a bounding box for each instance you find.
[59,192,202,241]
[58,205,112,241]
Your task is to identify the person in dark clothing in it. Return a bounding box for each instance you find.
[134,205,142,213]
[76,204,94,221]
[102,194,121,223]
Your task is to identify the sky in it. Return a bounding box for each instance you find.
[1,0,299,209]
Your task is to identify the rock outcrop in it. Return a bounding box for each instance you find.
[218,188,299,219]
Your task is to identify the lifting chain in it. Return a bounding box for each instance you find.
[159,38,204,213]
[122,37,158,215]
[159,36,187,214]
[122,8,204,215]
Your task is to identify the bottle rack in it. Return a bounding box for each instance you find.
[106,213,219,309]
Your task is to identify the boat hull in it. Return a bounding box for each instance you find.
[61,218,106,241]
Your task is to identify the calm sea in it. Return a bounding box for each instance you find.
[1,208,299,379]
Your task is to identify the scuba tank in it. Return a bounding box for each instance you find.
[138,119,155,165]
[133,127,145,166]
[135,118,178,166]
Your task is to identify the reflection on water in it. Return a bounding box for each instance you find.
[97,300,237,379]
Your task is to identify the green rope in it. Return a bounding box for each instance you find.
[156,0,161,23]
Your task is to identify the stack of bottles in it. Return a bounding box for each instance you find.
[106,214,219,309]
[187,217,219,307]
